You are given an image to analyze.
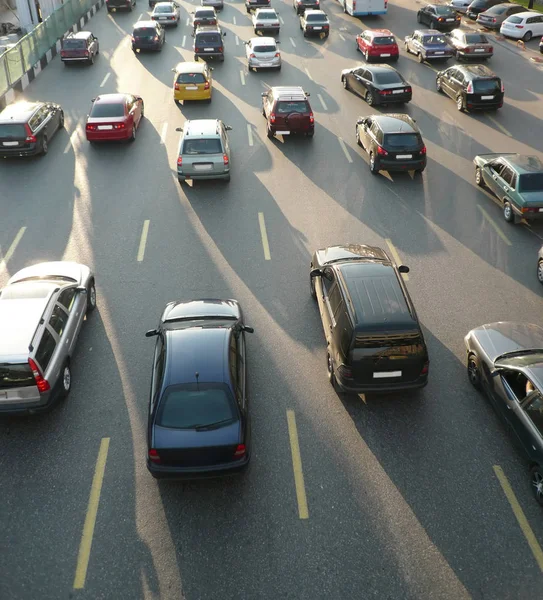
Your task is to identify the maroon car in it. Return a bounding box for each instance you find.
[85,93,144,143]
[261,86,314,139]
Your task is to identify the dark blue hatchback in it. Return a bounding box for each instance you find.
[145,298,254,479]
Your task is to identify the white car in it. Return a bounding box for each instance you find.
[500,11,543,41]
[447,0,470,14]
[151,2,180,26]
[252,8,281,34]
[245,37,281,70]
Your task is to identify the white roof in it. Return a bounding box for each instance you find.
[249,36,277,45]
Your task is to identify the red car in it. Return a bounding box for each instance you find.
[356,29,399,62]
[85,93,144,143]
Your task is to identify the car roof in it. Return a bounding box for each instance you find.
[65,31,93,39]
[366,28,393,36]
[154,1,175,5]
[0,101,42,123]
[457,64,498,79]
[163,298,240,322]
[195,25,221,32]
[250,36,277,45]
[337,262,417,332]
[371,114,418,133]
[182,119,222,138]
[174,61,207,73]
[271,86,308,100]
[165,327,229,386]
[415,29,443,35]
[512,11,541,19]
[305,9,327,15]
[255,7,276,11]
[134,20,158,27]
[503,155,543,174]
[195,6,215,11]
[93,93,130,104]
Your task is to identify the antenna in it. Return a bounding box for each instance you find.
[195,371,199,392]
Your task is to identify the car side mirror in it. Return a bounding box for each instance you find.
[398,265,410,274]
[261,92,267,97]
[356,118,364,125]
[145,329,158,338]
[222,31,226,36]
[171,68,176,72]
[310,268,322,278]
[175,127,183,132]
[276,40,280,44]
[305,91,310,97]
[243,326,254,334]
[76,286,87,294]
[91,98,96,102]
[210,67,214,71]
[225,125,233,131]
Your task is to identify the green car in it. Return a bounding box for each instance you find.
[473,153,543,223]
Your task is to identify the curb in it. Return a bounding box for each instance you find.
[0,0,105,111]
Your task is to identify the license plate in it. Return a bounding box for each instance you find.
[396,154,412,159]
[434,51,445,55]
[185,85,198,90]
[204,47,214,51]
[446,18,454,21]
[2,141,18,146]
[373,371,402,378]
[193,164,212,171]
[481,95,494,100]
[313,26,322,30]
[275,130,290,135]
[159,16,167,19]
[381,53,391,57]
[392,89,403,94]
[474,48,485,52]
[98,125,113,130]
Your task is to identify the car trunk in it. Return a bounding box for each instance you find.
[468,79,501,103]
[383,133,423,160]
[424,42,452,56]
[253,44,278,63]
[176,73,207,94]
[0,123,32,151]
[195,33,222,54]
[61,40,88,58]
[274,101,311,133]
[0,363,40,405]
[153,12,176,22]
[134,29,160,47]
[370,39,398,56]
[87,115,127,133]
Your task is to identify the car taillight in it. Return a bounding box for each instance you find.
[491,17,496,22]
[148,449,161,463]
[489,46,493,52]
[337,364,353,379]
[210,19,216,24]
[352,0,355,7]
[218,46,223,52]
[86,124,97,131]
[233,444,246,459]
[204,81,210,90]
[377,145,388,156]
[501,81,504,93]
[438,17,444,21]
[177,156,182,166]
[309,112,314,124]
[405,86,412,93]
[421,361,429,376]
[522,207,540,213]
[24,124,36,143]
[466,81,473,93]
[420,146,427,155]
[464,46,471,53]
[270,112,276,123]
[28,358,50,393]
[174,83,180,90]
[223,153,229,166]
[515,25,524,29]
[84,50,89,56]
[249,53,256,58]
[113,123,126,129]
[384,0,387,6]
[60,50,67,57]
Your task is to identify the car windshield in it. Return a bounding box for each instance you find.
[470,0,487,7]
[306,13,327,20]
[373,71,403,84]
[90,102,125,118]
[155,4,173,12]
[507,15,523,23]
[435,5,453,14]
[182,138,223,154]
[0,123,26,138]
[422,35,446,44]
[156,383,236,429]
[177,72,206,83]
[276,101,309,113]
[253,45,276,52]
[384,133,420,148]
[0,363,34,390]
[196,33,220,43]
[465,34,488,43]
[519,173,543,192]
[472,79,500,92]
[63,39,86,48]
[373,36,395,45]
[134,27,157,37]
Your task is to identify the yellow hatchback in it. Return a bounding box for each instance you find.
[172,61,213,103]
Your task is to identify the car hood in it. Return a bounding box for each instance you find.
[316,244,389,266]
[470,322,543,363]
[7,261,85,285]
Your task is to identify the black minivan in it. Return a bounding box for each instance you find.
[310,244,429,394]
[194,25,225,61]
[436,64,504,111]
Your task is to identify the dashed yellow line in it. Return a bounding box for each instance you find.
[477,205,512,246]
[73,437,110,589]
[258,212,271,260]
[286,410,309,520]
[385,239,409,280]
[493,465,543,573]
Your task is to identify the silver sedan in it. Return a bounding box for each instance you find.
[151,2,180,25]
[245,37,281,71]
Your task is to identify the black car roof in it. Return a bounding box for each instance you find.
[0,101,42,123]
[372,114,419,133]
[366,64,399,75]
[338,262,417,333]
[457,64,499,79]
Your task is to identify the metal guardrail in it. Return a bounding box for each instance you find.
[0,0,95,96]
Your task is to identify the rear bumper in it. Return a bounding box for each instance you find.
[335,373,428,394]
[270,126,314,135]
[174,89,212,101]
[178,168,230,180]
[0,393,54,415]
[133,43,162,51]
[458,50,493,59]
[147,455,249,479]
[86,129,131,141]
[248,57,281,68]
[464,97,503,110]
[500,29,523,39]
[254,25,280,32]
[61,56,92,62]
[433,22,461,31]
[476,20,499,29]
[378,157,426,172]
[375,92,412,104]
[194,52,224,60]
[0,144,40,157]
[424,52,454,60]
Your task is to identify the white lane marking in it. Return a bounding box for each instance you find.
[99,72,110,88]
[160,123,168,144]
[240,70,246,85]
[247,123,254,147]
[258,213,271,260]
[304,67,313,81]
[279,16,284,24]
[317,94,327,110]
[182,34,186,46]
[235,35,239,46]
[339,33,345,41]
[233,15,237,24]
[186,17,190,25]
[137,220,150,262]
[338,137,353,163]
[63,125,81,154]
[138,13,143,20]
[290,37,296,48]
[0,227,26,271]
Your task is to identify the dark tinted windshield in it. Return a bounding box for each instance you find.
[374,36,395,45]
[306,13,327,20]
[134,27,158,37]
[488,5,508,13]
[155,4,174,11]
[373,71,403,84]
[177,72,206,83]
[182,138,223,154]
[465,34,488,43]
[384,133,421,148]
[156,383,236,429]
[470,0,488,7]
[519,173,543,193]
[62,39,86,48]
[90,102,125,118]
[422,35,446,44]
[258,12,277,17]
[276,101,309,113]
[0,363,34,390]
[472,79,500,92]
[196,33,221,43]
[0,124,26,138]
[253,45,276,52]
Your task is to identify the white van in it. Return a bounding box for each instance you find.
[340,0,387,16]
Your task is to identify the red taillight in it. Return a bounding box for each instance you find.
[28,358,50,393]
[337,364,353,379]
[210,19,216,24]
[515,25,524,29]
[174,83,180,90]
[83,50,89,56]
[148,449,161,463]
[233,444,246,459]
[379,89,393,95]
[501,81,504,93]
[86,124,97,131]
[352,0,355,7]
[24,124,36,143]
[522,207,540,214]
[491,17,496,23]
[270,112,276,123]
[177,156,182,166]
[405,86,412,93]
[60,50,67,57]
[309,112,314,124]
[377,145,388,156]
[204,81,210,90]
[274,52,280,57]
[421,361,429,376]
[113,123,126,130]
[466,81,473,93]
[218,46,223,52]
[464,46,471,53]
[489,46,493,52]
[223,153,229,166]
[420,146,427,155]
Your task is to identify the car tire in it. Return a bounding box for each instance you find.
[418,52,424,63]
[87,279,97,312]
[224,174,231,182]
[303,30,308,37]
[58,111,65,129]
[405,41,410,54]
[523,30,532,42]
[327,351,337,389]
[306,131,314,138]
[456,95,464,111]
[417,12,422,23]
[310,269,317,300]
[276,65,281,71]
[436,77,442,92]
[467,353,482,390]
[537,259,543,284]
[475,166,484,187]
[59,362,72,400]
[503,201,514,223]
[365,90,374,106]
[369,152,379,174]
[365,49,369,62]
[89,54,94,65]
[356,128,361,146]
[342,76,349,90]
[130,125,136,142]
[41,135,48,155]
[267,126,274,139]
[530,466,543,506]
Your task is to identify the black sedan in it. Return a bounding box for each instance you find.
[145,298,254,479]
[465,322,543,505]
[341,64,412,106]
[417,4,462,30]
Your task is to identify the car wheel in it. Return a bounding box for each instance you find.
[365,49,369,62]
[356,128,361,146]
[369,152,379,174]
[537,259,543,284]
[224,174,231,182]
[41,135,48,155]
[523,30,532,42]
[418,52,424,63]
[140,102,145,119]
[130,125,136,142]
[531,466,543,506]
[303,30,308,37]
[467,354,482,390]
[58,111,65,129]
[327,351,337,388]
[342,76,349,90]
[475,167,483,187]
[310,269,317,300]
[365,90,374,106]
[267,125,274,139]
[276,65,281,71]
[59,362,72,400]
[417,12,422,23]
[87,278,97,312]
[306,130,314,138]
[405,41,410,54]
[503,201,514,223]
[436,77,442,93]
[456,95,464,111]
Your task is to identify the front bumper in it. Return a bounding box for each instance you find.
[147,455,249,479]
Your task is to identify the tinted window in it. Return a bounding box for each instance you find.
[196,33,221,43]
[229,336,238,392]
[57,287,76,311]
[182,138,223,154]
[258,12,276,17]
[355,333,424,351]
[373,36,395,45]
[177,72,206,83]
[90,102,125,118]
[155,4,173,11]
[422,35,446,44]
[49,305,69,337]
[306,13,327,20]
[63,39,86,48]
[253,45,277,52]
[35,328,56,372]
[472,79,500,93]
[276,101,309,113]
[373,71,403,85]
[0,124,26,137]
[134,27,158,37]
[500,166,515,186]
[519,174,543,193]
[525,393,543,434]
[470,0,488,7]
[156,384,236,428]
[435,5,453,13]
[0,363,34,389]
[328,285,341,315]
[196,10,215,17]
[384,133,421,148]
[489,5,508,13]
[465,34,488,43]
[507,15,523,23]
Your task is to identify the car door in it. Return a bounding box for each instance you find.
[317,267,336,345]
[520,391,543,465]
[496,166,516,204]
[423,6,434,25]
[358,68,372,97]
[411,32,421,54]
[57,286,85,355]
[48,302,71,370]
[449,69,464,99]
[440,68,456,98]
[482,160,506,196]
[359,117,372,150]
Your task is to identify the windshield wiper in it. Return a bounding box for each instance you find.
[194,419,232,431]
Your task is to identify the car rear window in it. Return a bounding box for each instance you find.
[488,5,508,13]
[306,13,327,20]
[465,34,488,43]
[90,102,125,118]
[435,5,453,14]
[422,35,446,44]
[134,27,157,37]
[519,173,543,193]
[155,4,173,11]
[507,15,523,23]
[472,79,500,93]
[384,133,421,148]
[470,0,487,7]
[354,333,424,350]
[0,363,34,389]
[182,138,223,154]
[156,384,236,429]
[258,12,276,18]
[276,101,309,113]
[253,45,276,52]
[177,72,206,83]
[196,33,221,44]
[62,39,87,49]
[196,10,215,17]
[373,71,403,84]
[373,36,395,45]
[0,123,26,138]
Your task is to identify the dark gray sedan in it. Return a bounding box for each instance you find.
[465,322,543,505]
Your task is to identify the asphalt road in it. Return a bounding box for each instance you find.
[2,0,543,598]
